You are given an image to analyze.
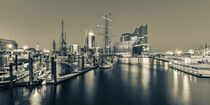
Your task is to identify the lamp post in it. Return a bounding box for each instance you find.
[23,45,28,50]
[7,44,13,49]
[23,45,30,59]
[7,44,13,57]
[8,53,14,88]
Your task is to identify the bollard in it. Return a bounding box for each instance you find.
[46,56,49,71]
[15,55,18,71]
[28,54,30,60]
[70,55,73,67]
[82,56,84,70]
[54,60,57,84]
[9,63,13,88]
[51,57,57,84]
[40,55,42,63]
[51,58,54,81]
[29,58,33,86]
[78,55,80,68]
[51,57,54,79]
[93,56,96,66]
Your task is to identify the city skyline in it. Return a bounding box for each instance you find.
[0,0,210,51]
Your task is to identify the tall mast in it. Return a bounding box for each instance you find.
[105,15,108,55]
[65,32,66,41]
[53,39,56,51]
[60,20,67,56]
[61,20,64,42]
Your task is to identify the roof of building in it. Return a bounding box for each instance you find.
[0,39,17,43]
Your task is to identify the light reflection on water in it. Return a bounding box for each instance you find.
[120,64,129,84]
[84,70,95,104]
[141,58,150,96]
[173,70,178,99]
[1,58,210,105]
[153,59,157,69]
[183,75,190,105]
[164,62,169,70]
[30,88,41,105]
[130,64,139,88]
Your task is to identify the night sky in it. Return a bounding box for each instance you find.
[0,0,210,51]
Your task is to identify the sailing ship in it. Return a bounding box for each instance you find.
[97,13,115,69]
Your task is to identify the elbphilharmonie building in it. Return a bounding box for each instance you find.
[114,24,148,56]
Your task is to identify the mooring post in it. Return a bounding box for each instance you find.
[51,57,54,78]
[15,54,18,71]
[40,55,42,63]
[70,55,73,67]
[51,57,54,82]
[54,59,57,84]
[28,54,31,60]
[78,55,80,68]
[93,56,96,66]
[45,56,49,71]
[82,56,84,70]
[29,58,33,86]
[9,63,13,88]
[51,57,57,84]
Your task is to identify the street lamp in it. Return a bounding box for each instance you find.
[23,45,30,58]
[7,44,13,49]
[23,45,28,50]
[7,44,14,56]
[175,50,182,56]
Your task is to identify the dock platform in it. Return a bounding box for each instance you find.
[169,61,210,78]
[46,66,98,84]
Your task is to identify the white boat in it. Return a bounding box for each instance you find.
[41,80,47,85]
[99,62,113,69]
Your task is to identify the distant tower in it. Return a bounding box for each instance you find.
[36,42,39,50]
[85,31,95,50]
[53,39,56,51]
[59,20,67,56]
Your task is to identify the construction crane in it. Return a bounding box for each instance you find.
[96,13,113,55]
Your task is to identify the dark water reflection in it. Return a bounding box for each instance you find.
[1,58,210,105]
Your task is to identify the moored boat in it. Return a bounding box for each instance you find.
[99,62,113,69]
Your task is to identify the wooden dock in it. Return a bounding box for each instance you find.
[46,66,98,84]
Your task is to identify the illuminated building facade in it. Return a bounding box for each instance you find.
[69,44,81,55]
[85,31,95,50]
[115,24,148,56]
[0,39,18,52]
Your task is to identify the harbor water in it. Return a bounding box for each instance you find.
[1,58,210,105]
